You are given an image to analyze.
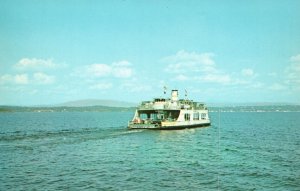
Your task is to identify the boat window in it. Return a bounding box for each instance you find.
[150,113,157,120]
[193,112,199,120]
[184,113,190,121]
[139,113,148,120]
[164,110,180,121]
[157,113,164,120]
[201,113,206,119]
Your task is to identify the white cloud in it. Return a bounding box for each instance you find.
[15,58,58,70]
[86,64,112,77]
[1,73,56,85]
[163,50,215,65]
[163,50,234,85]
[290,54,300,62]
[163,50,216,73]
[241,68,254,77]
[286,63,300,83]
[162,50,267,90]
[269,83,287,91]
[76,60,133,79]
[15,74,29,85]
[33,72,55,84]
[0,74,29,85]
[89,82,112,90]
[285,54,300,87]
[112,61,133,78]
[112,60,131,67]
[113,67,133,78]
[0,74,14,84]
[1,74,24,85]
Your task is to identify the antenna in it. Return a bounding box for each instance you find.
[163,86,167,95]
[185,89,187,99]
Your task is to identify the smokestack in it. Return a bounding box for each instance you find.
[171,90,178,101]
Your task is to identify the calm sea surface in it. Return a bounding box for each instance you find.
[1,111,299,190]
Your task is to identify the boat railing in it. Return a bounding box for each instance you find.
[138,100,208,110]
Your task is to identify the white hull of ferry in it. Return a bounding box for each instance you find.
[128,120,210,130]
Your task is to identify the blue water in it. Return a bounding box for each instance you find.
[0,111,299,190]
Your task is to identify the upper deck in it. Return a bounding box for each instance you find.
[137,98,208,111]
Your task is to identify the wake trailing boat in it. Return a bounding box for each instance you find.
[128,89,210,130]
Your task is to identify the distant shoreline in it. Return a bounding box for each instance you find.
[1,105,300,113]
[0,105,135,113]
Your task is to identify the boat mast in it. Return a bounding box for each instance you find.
[163,86,167,99]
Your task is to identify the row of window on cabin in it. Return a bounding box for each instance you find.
[139,113,166,120]
[139,112,206,121]
[184,113,206,121]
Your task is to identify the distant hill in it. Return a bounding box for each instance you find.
[57,99,136,107]
[0,105,135,112]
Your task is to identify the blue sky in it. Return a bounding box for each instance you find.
[1,0,300,105]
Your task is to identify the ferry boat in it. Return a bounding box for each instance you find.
[128,89,210,130]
